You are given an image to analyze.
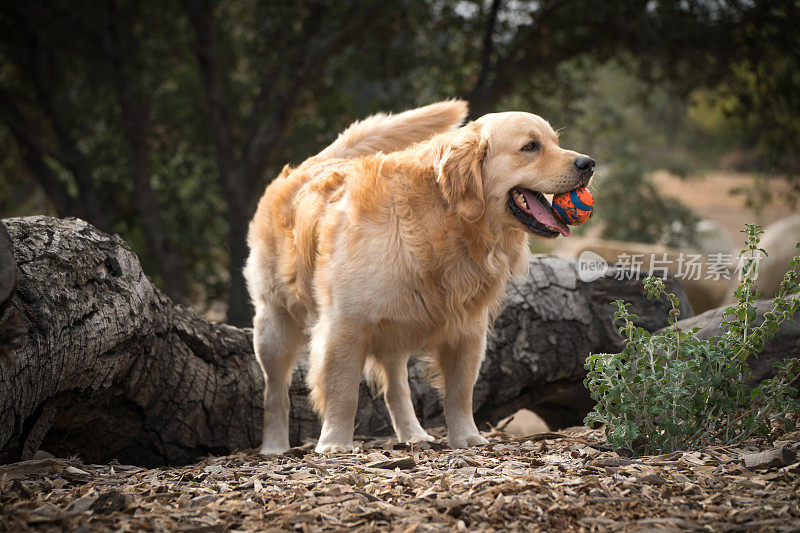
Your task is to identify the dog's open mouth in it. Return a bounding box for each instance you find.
[508,188,571,238]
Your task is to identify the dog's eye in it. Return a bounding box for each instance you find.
[521,141,541,152]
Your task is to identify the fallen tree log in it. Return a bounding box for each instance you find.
[0,216,720,467]
[0,222,24,365]
[0,222,13,305]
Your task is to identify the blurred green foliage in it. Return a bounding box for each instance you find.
[0,1,798,321]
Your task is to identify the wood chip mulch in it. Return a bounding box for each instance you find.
[1,427,798,532]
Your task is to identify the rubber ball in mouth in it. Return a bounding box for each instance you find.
[552,186,594,225]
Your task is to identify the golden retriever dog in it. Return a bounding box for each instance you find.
[245,101,595,453]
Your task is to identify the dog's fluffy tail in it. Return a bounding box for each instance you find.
[317,100,468,159]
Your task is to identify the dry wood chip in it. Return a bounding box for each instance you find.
[513,432,568,442]
[681,451,707,466]
[740,446,798,470]
[203,465,223,475]
[0,458,71,480]
[1,428,798,532]
[592,456,635,467]
[65,491,98,513]
[366,457,417,470]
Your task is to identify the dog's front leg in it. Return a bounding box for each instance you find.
[437,332,489,448]
[308,321,367,453]
[381,355,435,444]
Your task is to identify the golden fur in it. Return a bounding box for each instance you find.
[245,101,593,453]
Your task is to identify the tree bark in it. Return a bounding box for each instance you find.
[0,222,24,365]
[1,217,261,467]
[2,216,790,467]
[0,222,16,307]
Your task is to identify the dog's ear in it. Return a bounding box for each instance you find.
[436,123,487,223]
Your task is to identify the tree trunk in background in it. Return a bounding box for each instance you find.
[181,0,386,327]
[1,216,793,467]
[102,0,188,303]
[225,207,253,328]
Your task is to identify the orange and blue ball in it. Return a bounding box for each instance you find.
[552,186,594,225]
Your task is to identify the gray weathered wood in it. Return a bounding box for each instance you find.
[740,446,797,470]
[0,221,24,366]
[2,216,690,466]
[1,217,262,466]
[0,222,14,305]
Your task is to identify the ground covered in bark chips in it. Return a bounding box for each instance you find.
[1,427,799,532]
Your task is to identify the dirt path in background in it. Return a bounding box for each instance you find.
[651,171,795,245]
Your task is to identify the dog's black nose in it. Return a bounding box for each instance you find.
[574,156,596,173]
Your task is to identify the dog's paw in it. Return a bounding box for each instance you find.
[448,432,489,448]
[315,442,354,454]
[401,432,435,444]
[259,441,290,455]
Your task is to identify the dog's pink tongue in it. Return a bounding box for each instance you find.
[521,190,571,237]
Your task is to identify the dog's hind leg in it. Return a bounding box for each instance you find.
[309,318,367,453]
[380,355,434,444]
[254,303,305,455]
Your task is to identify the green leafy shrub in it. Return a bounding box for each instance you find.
[584,224,800,455]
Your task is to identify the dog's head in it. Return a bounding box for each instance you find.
[437,112,594,238]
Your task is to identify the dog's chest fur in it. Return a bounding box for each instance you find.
[250,155,530,353]
[312,169,529,350]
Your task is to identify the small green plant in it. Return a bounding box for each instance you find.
[584,224,800,455]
